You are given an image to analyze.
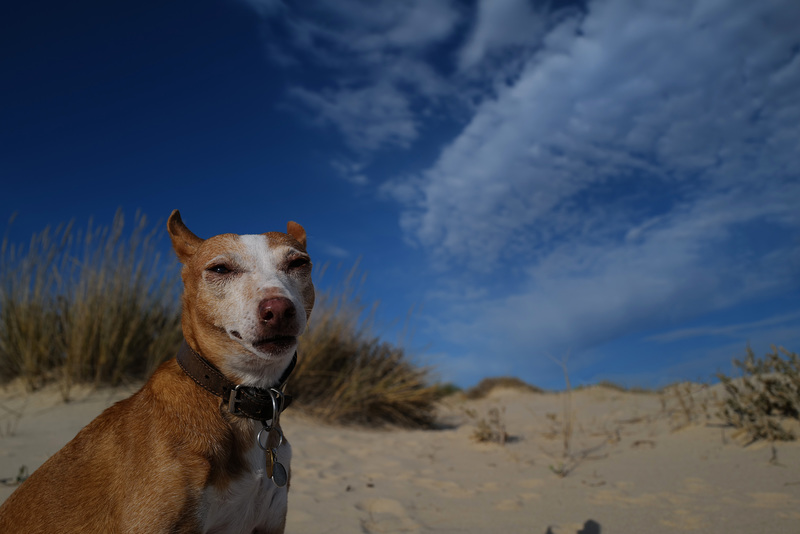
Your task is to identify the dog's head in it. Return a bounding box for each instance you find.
[167,210,315,387]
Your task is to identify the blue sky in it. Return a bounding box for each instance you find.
[2,0,799,389]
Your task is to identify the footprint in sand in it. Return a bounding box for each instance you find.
[494,498,524,511]
[413,477,476,498]
[682,477,715,495]
[495,489,543,510]
[356,498,420,533]
[659,509,708,531]
[748,492,800,509]
[518,478,547,489]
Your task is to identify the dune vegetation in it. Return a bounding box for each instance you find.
[717,345,800,443]
[0,212,438,426]
[0,212,182,398]
[1,212,798,436]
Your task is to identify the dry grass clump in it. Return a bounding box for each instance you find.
[465,376,543,399]
[717,346,799,443]
[466,406,508,445]
[0,212,183,399]
[288,266,439,428]
[659,382,717,431]
[1,214,439,427]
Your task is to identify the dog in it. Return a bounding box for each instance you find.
[0,210,314,533]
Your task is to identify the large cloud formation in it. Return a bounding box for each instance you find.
[244,0,800,384]
[411,0,799,380]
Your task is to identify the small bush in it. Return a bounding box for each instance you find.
[465,376,543,399]
[290,266,438,428]
[717,346,800,443]
[0,211,183,398]
[466,406,508,445]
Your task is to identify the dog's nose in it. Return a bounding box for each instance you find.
[258,297,296,326]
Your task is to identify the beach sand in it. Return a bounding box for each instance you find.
[1,381,798,533]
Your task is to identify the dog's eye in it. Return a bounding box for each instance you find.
[208,264,232,275]
[288,257,310,270]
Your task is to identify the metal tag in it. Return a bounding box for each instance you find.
[271,460,288,488]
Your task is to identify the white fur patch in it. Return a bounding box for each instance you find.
[218,234,309,388]
[200,438,291,533]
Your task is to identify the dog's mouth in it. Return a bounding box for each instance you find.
[252,335,297,354]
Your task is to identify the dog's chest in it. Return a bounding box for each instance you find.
[200,439,291,533]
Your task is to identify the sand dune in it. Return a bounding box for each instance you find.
[1,382,798,533]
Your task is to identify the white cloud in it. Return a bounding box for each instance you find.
[289,82,418,152]
[393,0,800,382]
[286,0,461,54]
[422,178,800,380]
[378,174,426,205]
[242,0,800,384]
[458,0,551,71]
[330,158,369,185]
[402,0,800,269]
[247,0,462,153]
[318,243,351,260]
[648,311,800,343]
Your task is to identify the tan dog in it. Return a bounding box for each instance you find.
[0,210,314,533]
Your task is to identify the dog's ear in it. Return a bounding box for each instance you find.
[167,210,203,263]
[286,221,307,249]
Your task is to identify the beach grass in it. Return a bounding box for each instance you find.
[0,211,183,399]
[291,264,438,427]
[4,212,796,434]
[0,212,438,426]
[717,345,800,443]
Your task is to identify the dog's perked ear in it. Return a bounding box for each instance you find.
[167,210,204,263]
[286,221,307,250]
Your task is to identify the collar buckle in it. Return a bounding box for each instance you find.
[228,384,243,415]
[176,340,295,421]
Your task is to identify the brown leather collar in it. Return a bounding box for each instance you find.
[176,340,295,422]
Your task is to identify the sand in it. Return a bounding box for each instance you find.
[1,381,798,533]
